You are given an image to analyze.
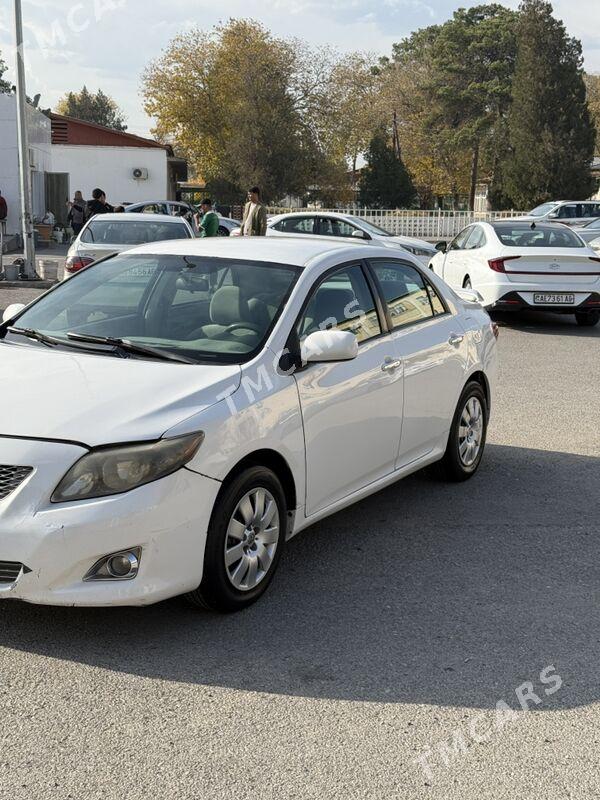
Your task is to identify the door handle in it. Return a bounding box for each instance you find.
[448,333,464,347]
[381,357,402,373]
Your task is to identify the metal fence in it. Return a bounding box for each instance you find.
[266,208,526,240]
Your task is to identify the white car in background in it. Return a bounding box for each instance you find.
[429,220,600,326]
[0,237,496,612]
[261,211,437,265]
[64,213,194,278]
[511,200,600,227]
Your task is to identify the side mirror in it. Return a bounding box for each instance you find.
[2,303,26,323]
[301,330,358,364]
[435,241,447,253]
[455,288,484,305]
[548,212,559,219]
[352,229,369,240]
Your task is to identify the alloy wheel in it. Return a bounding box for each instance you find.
[224,488,280,591]
[458,397,484,467]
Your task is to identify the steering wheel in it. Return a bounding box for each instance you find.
[223,322,262,335]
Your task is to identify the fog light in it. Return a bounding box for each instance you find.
[84,548,141,581]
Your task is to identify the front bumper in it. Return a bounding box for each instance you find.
[0,437,220,606]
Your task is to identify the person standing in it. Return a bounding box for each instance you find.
[240,186,267,236]
[87,188,114,219]
[67,190,86,236]
[197,198,219,238]
[0,190,7,224]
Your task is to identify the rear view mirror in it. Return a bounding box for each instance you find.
[455,288,484,305]
[301,330,358,364]
[435,241,447,253]
[352,230,369,240]
[2,303,26,324]
[175,274,209,293]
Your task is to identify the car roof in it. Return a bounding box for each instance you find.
[489,220,579,230]
[125,234,393,267]
[89,213,188,223]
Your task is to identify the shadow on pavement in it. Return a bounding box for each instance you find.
[491,308,600,338]
[1,443,599,708]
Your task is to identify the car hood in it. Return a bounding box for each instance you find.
[385,234,435,251]
[0,343,241,446]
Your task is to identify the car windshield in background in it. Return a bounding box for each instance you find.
[528,203,559,217]
[582,218,600,229]
[8,254,300,364]
[492,224,585,248]
[347,216,392,237]
[81,220,190,245]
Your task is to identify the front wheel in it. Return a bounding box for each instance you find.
[575,311,600,327]
[435,381,488,481]
[186,466,287,612]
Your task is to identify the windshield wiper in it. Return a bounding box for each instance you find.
[66,332,195,364]
[7,327,61,347]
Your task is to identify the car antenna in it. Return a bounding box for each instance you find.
[530,222,536,230]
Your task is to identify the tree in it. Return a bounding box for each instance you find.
[385,5,518,209]
[56,86,127,131]
[142,20,345,203]
[0,51,11,93]
[359,128,416,208]
[502,0,596,207]
[585,73,600,154]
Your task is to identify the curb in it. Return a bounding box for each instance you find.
[0,280,56,289]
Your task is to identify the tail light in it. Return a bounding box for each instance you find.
[488,256,522,273]
[65,256,94,274]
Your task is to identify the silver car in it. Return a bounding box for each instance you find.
[64,213,194,278]
[571,217,600,244]
[513,201,600,227]
[124,200,240,236]
[265,212,437,265]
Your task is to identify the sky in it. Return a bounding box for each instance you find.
[0,0,599,138]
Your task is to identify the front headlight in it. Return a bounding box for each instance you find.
[403,245,436,258]
[51,432,205,503]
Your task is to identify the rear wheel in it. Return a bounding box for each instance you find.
[186,466,286,612]
[217,226,230,237]
[435,381,488,481]
[575,310,600,327]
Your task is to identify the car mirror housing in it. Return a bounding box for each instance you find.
[352,229,369,240]
[2,303,26,324]
[455,288,484,305]
[301,330,358,364]
[435,241,447,253]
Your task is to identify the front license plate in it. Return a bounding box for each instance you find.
[533,293,575,305]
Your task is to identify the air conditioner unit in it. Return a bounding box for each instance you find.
[132,167,149,180]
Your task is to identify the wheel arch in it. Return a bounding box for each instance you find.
[218,449,297,514]
[465,369,490,410]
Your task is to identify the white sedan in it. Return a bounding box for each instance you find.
[0,237,497,612]
[232,211,437,264]
[64,213,194,278]
[429,221,600,327]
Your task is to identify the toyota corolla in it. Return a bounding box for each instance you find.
[0,238,497,611]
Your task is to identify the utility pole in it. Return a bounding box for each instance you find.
[392,110,402,161]
[13,0,36,279]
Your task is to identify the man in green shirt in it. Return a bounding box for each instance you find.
[198,198,219,238]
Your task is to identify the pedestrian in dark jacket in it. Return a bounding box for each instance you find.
[87,188,114,219]
[67,190,86,235]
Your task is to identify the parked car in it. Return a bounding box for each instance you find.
[511,200,600,227]
[233,211,437,264]
[64,213,194,277]
[570,217,600,244]
[429,221,600,326]
[125,200,240,236]
[0,237,497,611]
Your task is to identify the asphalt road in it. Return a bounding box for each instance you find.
[0,289,599,800]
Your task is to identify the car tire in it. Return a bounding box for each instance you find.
[186,466,287,612]
[217,226,230,237]
[575,311,600,327]
[434,381,488,482]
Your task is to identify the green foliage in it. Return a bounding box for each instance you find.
[56,86,127,131]
[0,52,11,94]
[502,0,596,207]
[359,128,416,209]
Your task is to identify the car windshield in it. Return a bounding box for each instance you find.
[492,224,586,248]
[582,218,600,229]
[81,219,190,245]
[346,216,392,237]
[7,254,300,364]
[528,203,559,217]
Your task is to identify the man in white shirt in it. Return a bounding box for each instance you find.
[240,186,267,236]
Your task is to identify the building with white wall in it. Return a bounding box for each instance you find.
[0,93,52,238]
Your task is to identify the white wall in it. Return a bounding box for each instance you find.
[51,145,169,207]
[0,94,52,236]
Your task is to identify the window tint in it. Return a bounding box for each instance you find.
[555,204,579,220]
[298,264,381,344]
[449,227,473,250]
[319,217,360,237]
[274,216,315,234]
[370,261,437,328]
[81,220,190,245]
[464,225,487,250]
[581,203,600,218]
[140,204,165,214]
[492,223,585,248]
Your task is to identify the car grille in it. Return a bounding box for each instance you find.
[0,561,25,584]
[0,465,33,501]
